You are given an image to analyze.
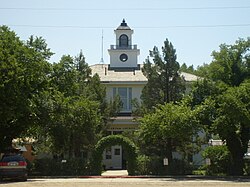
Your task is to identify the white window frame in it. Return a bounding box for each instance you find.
[113,87,132,112]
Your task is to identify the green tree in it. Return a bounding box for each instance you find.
[138,102,200,170]
[26,35,54,60]
[141,39,185,111]
[194,38,250,175]
[34,51,120,158]
[180,63,195,74]
[190,79,227,107]
[75,50,91,79]
[212,81,250,175]
[187,65,194,73]
[195,63,210,77]
[51,55,79,97]
[180,63,188,72]
[49,96,101,158]
[209,38,250,86]
[0,26,51,150]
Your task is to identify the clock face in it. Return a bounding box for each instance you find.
[120,53,128,62]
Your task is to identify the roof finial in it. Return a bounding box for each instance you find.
[121,19,127,26]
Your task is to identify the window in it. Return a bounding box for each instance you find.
[105,147,112,159]
[113,87,132,112]
[119,34,128,47]
[119,53,128,62]
[113,131,123,135]
[114,148,121,156]
[105,131,112,136]
[106,155,111,159]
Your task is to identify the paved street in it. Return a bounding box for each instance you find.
[1,178,250,187]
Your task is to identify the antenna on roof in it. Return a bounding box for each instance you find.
[100,29,104,64]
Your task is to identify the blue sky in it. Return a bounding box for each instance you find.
[1,0,250,68]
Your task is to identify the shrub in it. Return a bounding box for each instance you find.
[244,159,250,175]
[31,158,90,176]
[136,155,193,175]
[136,156,167,175]
[90,135,138,175]
[192,169,206,175]
[136,155,151,175]
[168,159,194,175]
[202,145,232,175]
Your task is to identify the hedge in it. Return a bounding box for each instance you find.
[90,135,137,175]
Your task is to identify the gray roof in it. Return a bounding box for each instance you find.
[90,64,147,83]
[181,72,200,82]
[116,19,131,30]
[90,64,199,83]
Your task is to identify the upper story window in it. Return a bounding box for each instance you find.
[113,87,132,112]
[119,34,128,47]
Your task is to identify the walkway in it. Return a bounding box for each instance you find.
[101,170,128,177]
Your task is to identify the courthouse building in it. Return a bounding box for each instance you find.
[90,20,199,169]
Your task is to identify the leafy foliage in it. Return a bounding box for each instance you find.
[0,26,121,164]
[180,63,195,74]
[26,35,54,60]
[91,135,137,175]
[212,81,250,175]
[136,155,193,175]
[0,26,52,150]
[190,79,224,106]
[202,145,232,175]
[209,38,250,86]
[194,82,250,176]
[33,52,112,158]
[138,101,201,170]
[31,158,91,176]
[48,96,101,157]
[195,63,210,77]
[191,38,250,175]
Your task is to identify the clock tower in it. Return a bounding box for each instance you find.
[108,19,140,69]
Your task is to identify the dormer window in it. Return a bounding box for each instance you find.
[119,34,128,47]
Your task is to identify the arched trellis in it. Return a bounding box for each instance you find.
[91,135,137,175]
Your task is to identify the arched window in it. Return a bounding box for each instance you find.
[119,34,128,47]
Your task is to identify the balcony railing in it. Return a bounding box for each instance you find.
[110,45,138,50]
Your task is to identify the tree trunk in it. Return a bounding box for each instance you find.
[166,139,173,162]
[226,137,244,175]
[165,138,173,174]
[165,75,170,103]
[231,154,244,176]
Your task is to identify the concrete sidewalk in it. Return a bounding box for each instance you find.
[101,170,128,177]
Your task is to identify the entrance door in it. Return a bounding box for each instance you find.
[112,145,122,169]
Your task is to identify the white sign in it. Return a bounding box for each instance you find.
[205,158,211,165]
[163,158,168,166]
